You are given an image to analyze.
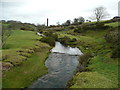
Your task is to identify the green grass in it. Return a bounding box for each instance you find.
[3,48,50,88]
[55,22,119,88]
[2,21,119,88]
[87,55,118,84]
[105,22,118,27]
[3,30,40,50]
[2,30,51,88]
[69,28,118,88]
[70,55,118,88]
[70,72,116,88]
[2,30,41,65]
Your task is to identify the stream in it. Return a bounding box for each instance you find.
[29,41,83,88]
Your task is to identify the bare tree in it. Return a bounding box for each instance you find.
[90,6,109,22]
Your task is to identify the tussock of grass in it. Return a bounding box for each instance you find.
[70,72,116,88]
[3,48,50,88]
[4,55,27,66]
[2,62,13,71]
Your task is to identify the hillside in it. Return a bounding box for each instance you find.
[2,30,51,88]
[43,21,119,88]
[1,20,119,88]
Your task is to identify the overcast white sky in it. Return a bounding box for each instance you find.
[0,0,119,25]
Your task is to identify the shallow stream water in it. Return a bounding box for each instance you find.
[29,42,83,88]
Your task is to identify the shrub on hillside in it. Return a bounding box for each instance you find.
[58,36,71,46]
[96,23,110,30]
[79,52,92,67]
[74,26,84,33]
[44,31,58,41]
[40,37,55,46]
[105,30,119,44]
[111,45,120,58]
[58,36,77,47]
[105,29,120,58]
[71,38,77,42]
[69,26,75,29]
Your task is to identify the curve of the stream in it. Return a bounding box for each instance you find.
[29,41,83,88]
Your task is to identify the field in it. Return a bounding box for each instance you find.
[2,30,51,88]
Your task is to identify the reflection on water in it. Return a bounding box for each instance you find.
[29,42,83,88]
[52,42,83,55]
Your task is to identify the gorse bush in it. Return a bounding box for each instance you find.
[58,36,71,46]
[96,23,110,29]
[40,37,55,46]
[40,31,59,46]
[44,31,58,41]
[105,29,120,58]
[79,52,92,68]
[111,45,120,58]
[58,36,77,47]
[68,26,75,29]
[105,30,119,44]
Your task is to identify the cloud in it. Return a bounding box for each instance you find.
[1,0,119,25]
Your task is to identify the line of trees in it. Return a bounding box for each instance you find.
[62,16,85,26]
[58,6,109,26]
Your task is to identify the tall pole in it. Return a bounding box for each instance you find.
[47,18,48,26]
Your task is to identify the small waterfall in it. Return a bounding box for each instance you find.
[37,32,45,37]
[51,42,83,56]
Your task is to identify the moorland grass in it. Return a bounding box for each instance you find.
[55,22,118,88]
[3,48,50,88]
[2,30,51,88]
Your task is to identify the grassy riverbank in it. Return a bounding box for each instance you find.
[55,22,119,88]
[2,30,51,88]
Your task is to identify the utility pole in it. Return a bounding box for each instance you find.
[47,18,48,26]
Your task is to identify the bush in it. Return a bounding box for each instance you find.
[79,52,92,68]
[58,36,78,47]
[69,26,75,29]
[96,23,110,30]
[44,31,58,41]
[74,26,85,33]
[111,45,120,58]
[71,38,77,42]
[105,29,120,58]
[40,37,55,46]
[105,30,118,44]
[58,36,72,46]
